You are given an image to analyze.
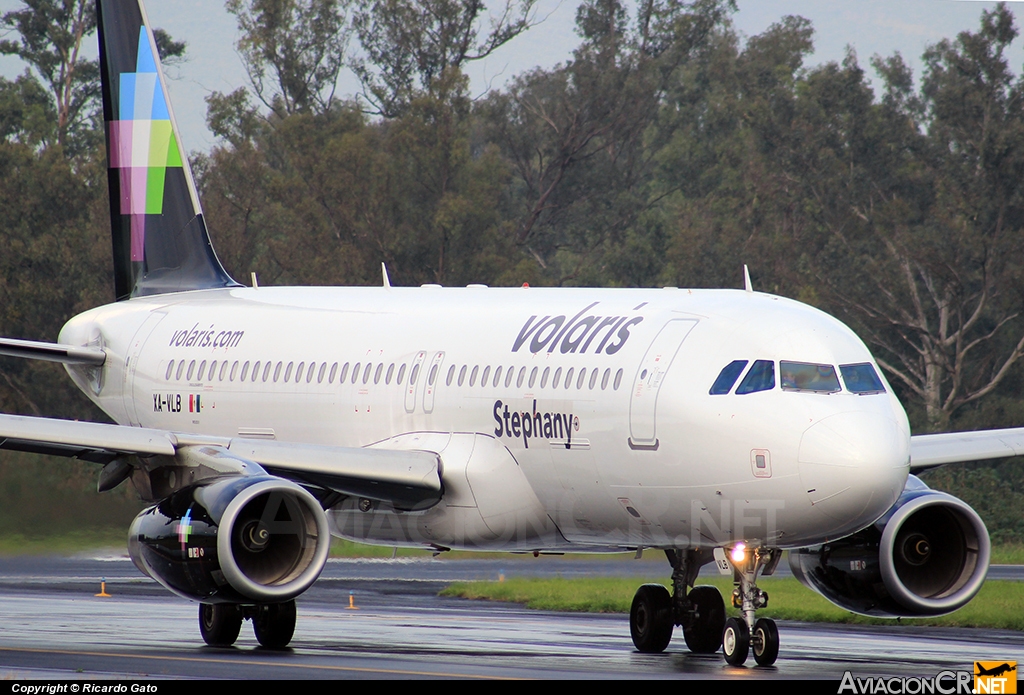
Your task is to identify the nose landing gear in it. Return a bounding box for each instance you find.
[724,545,781,666]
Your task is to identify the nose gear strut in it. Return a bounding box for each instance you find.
[722,545,781,666]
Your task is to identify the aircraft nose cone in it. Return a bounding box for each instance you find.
[798,411,909,533]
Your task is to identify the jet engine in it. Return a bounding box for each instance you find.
[129,475,330,604]
[789,476,990,617]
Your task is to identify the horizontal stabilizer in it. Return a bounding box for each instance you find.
[0,338,106,365]
[910,428,1024,469]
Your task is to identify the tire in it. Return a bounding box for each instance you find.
[629,584,673,653]
[199,603,242,647]
[683,585,726,654]
[752,617,779,666]
[253,600,297,649]
[722,617,749,666]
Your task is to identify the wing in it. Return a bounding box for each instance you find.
[0,412,442,509]
[910,427,1024,470]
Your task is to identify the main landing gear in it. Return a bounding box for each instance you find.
[628,546,782,666]
[629,549,726,657]
[199,599,297,649]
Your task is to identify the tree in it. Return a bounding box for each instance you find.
[226,0,350,117]
[480,0,734,285]
[351,0,538,117]
[816,6,1024,431]
[0,0,99,153]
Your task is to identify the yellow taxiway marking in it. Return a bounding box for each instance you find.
[0,646,527,680]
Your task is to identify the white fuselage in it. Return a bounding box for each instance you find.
[59,285,911,552]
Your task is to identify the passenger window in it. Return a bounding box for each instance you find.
[481,365,491,387]
[310,363,319,383]
[243,361,252,382]
[351,362,361,384]
[446,364,455,386]
[710,360,748,395]
[397,363,406,384]
[614,368,623,390]
[329,362,338,383]
[279,362,288,382]
[410,363,420,384]
[601,368,610,390]
[386,363,395,384]
[470,365,479,387]
[197,361,207,381]
[165,360,174,381]
[231,361,240,382]
[428,363,437,386]
[293,362,302,383]
[187,360,196,380]
[363,363,373,384]
[317,362,326,383]
[528,367,537,388]
[375,363,384,384]
[540,367,550,388]
[220,361,229,381]
[458,365,467,386]
[493,366,503,387]
[504,366,514,388]
[840,363,886,394]
[516,366,526,388]
[339,362,349,383]
[263,362,273,382]
[781,361,840,393]
[736,360,775,394]
[589,369,598,390]
[564,368,574,389]
[577,368,587,389]
[552,367,562,388]
[207,361,216,381]
[176,360,185,380]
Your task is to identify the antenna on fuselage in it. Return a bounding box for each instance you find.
[743,265,753,293]
[382,263,392,289]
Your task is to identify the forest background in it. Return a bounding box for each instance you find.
[1,0,1023,547]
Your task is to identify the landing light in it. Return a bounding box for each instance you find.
[731,543,747,563]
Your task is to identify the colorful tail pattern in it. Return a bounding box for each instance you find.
[97,0,239,300]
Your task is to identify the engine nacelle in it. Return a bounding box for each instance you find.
[789,476,990,617]
[129,475,330,604]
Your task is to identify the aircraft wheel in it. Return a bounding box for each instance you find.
[752,617,779,666]
[253,600,297,649]
[683,585,726,654]
[630,584,673,653]
[722,617,749,665]
[199,603,242,647]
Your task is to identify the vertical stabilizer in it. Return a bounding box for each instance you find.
[97,0,239,300]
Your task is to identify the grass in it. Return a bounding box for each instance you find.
[0,530,130,555]
[441,576,1024,631]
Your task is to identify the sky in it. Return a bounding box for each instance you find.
[1,0,1023,153]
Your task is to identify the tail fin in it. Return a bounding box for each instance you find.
[97,0,239,300]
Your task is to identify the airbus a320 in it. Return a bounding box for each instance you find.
[0,0,1019,665]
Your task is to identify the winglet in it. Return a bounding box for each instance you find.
[382,263,391,289]
[743,265,753,293]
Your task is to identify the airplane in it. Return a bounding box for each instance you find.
[0,0,1018,665]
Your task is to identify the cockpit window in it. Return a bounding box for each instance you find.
[780,361,841,393]
[840,363,886,394]
[736,360,775,394]
[710,360,748,395]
